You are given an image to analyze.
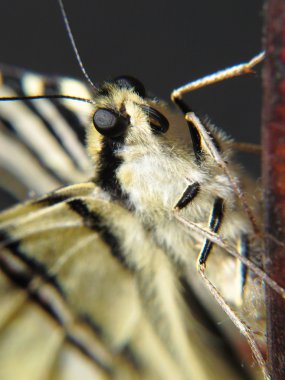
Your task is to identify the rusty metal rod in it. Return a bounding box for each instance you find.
[262,1,285,379]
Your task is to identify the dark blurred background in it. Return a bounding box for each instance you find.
[0,0,264,174]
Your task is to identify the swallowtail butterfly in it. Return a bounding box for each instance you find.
[0,1,279,379]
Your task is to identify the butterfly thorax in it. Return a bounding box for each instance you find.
[87,83,257,308]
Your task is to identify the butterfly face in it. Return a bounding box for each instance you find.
[90,76,168,141]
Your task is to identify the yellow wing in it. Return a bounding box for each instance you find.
[0,182,250,380]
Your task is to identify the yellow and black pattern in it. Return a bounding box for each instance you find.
[0,65,93,205]
[0,70,265,379]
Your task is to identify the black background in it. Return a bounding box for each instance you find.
[0,0,264,174]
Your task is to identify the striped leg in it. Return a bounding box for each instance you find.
[196,200,268,380]
[197,197,224,268]
[171,52,264,100]
[239,233,249,298]
[171,53,264,233]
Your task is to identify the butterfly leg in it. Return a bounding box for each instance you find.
[171,52,264,100]
[171,52,264,232]
[186,111,260,234]
[197,265,269,380]
[172,94,260,234]
[231,141,261,154]
[174,206,285,299]
[197,197,224,269]
[172,98,259,233]
[195,197,249,303]
[195,200,269,380]
[238,233,249,298]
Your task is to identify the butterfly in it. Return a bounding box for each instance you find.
[0,1,280,380]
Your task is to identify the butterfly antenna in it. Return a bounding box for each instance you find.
[57,0,97,90]
[0,94,95,104]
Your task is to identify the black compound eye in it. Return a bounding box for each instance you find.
[112,76,146,98]
[141,105,169,134]
[93,108,129,138]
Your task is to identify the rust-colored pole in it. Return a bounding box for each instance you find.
[262,1,285,379]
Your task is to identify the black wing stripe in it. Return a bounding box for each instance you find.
[0,248,114,374]
[68,199,134,271]
[0,116,70,186]
[0,95,86,184]
[0,65,92,206]
[0,230,64,294]
[3,73,88,172]
[44,81,86,144]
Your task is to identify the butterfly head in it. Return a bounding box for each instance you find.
[87,75,170,162]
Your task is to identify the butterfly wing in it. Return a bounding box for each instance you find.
[0,183,149,380]
[0,181,251,380]
[0,65,93,207]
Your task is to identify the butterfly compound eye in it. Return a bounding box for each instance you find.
[93,108,129,138]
